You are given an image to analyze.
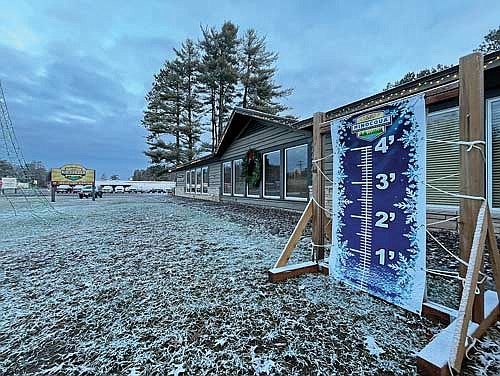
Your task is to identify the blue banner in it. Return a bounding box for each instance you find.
[330,94,426,314]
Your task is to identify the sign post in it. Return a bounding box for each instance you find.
[50,164,95,202]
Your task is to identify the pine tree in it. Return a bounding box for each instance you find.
[240,29,292,114]
[142,60,184,167]
[199,22,240,150]
[175,39,204,161]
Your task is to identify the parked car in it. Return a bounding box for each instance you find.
[102,186,113,193]
[56,184,70,193]
[79,185,102,199]
[115,186,124,193]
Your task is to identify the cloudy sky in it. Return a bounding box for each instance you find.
[1,1,499,179]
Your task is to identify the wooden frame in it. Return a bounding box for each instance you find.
[262,150,281,199]
[232,159,245,197]
[284,144,309,202]
[222,161,232,196]
[269,51,500,375]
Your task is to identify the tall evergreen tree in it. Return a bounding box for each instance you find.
[199,22,240,150]
[142,60,184,166]
[240,29,292,114]
[175,39,204,161]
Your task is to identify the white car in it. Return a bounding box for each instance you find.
[115,186,124,193]
[102,186,113,193]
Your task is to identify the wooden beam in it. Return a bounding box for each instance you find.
[268,261,319,282]
[318,82,460,135]
[422,301,457,324]
[450,202,488,372]
[417,290,499,376]
[458,52,485,323]
[324,214,332,243]
[274,199,313,268]
[312,112,326,262]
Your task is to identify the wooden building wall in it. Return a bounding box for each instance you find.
[219,120,311,211]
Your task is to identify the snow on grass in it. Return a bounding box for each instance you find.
[0,195,498,375]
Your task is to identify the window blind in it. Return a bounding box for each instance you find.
[491,99,500,208]
[426,108,460,206]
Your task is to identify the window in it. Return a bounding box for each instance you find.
[488,98,500,208]
[247,181,260,198]
[202,167,209,194]
[233,159,245,196]
[285,144,309,200]
[186,171,190,192]
[196,168,202,193]
[223,162,232,195]
[190,170,196,193]
[263,150,281,198]
[426,108,460,206]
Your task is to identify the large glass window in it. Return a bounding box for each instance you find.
[489,98,500,208]
[223,162,232,195]
[263,150,281,198]
[196,168,202,193]
[190,170,196,193]
[186,171,190,193]
[285,144,309,200]
[233,159,245,196]
[202,167,209,194]
[247,182,260,197]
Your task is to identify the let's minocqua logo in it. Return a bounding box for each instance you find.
[350,111,392,142]
[61,166,86,181]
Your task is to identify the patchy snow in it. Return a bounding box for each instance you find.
[365,336,385,357]
[0,195,498,375]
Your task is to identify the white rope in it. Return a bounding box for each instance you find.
[427,139,485,152]
[426,183,486,201]
[311,242,332,248]
[312,160,334,183]
[312,153,334,163]
[427,215,460,227]
[311,196,332,216]
[426,229,469,268]
[427,268,465,282]
[465,336,478,360]
[428,173,460,183]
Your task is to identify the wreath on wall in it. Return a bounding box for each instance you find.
[242,148,262,188]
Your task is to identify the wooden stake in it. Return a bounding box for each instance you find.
[274,199,313,268]
[458,52,485,323]
[312,112,326,261]
[450,202,488,372]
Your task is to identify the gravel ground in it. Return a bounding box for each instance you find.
[0,194,499,375]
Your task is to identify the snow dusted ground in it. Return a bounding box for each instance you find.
[0,195,499,375]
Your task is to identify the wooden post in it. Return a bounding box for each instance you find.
[51,184,56,202]
[312,112,326,262]
[458,52,485,323]
[450,202,488,372]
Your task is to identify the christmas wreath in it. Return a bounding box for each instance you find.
[242,148,262,188]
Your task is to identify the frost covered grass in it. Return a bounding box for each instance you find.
[0,195,498,375]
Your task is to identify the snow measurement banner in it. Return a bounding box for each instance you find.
[330,94,426,314]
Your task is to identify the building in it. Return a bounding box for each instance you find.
[174,51,500,230]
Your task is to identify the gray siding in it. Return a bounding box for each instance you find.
[218,120,312,211]
[209,162,221,187]
[221,122,311,161]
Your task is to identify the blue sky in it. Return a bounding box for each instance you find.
[1,0,498,179]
